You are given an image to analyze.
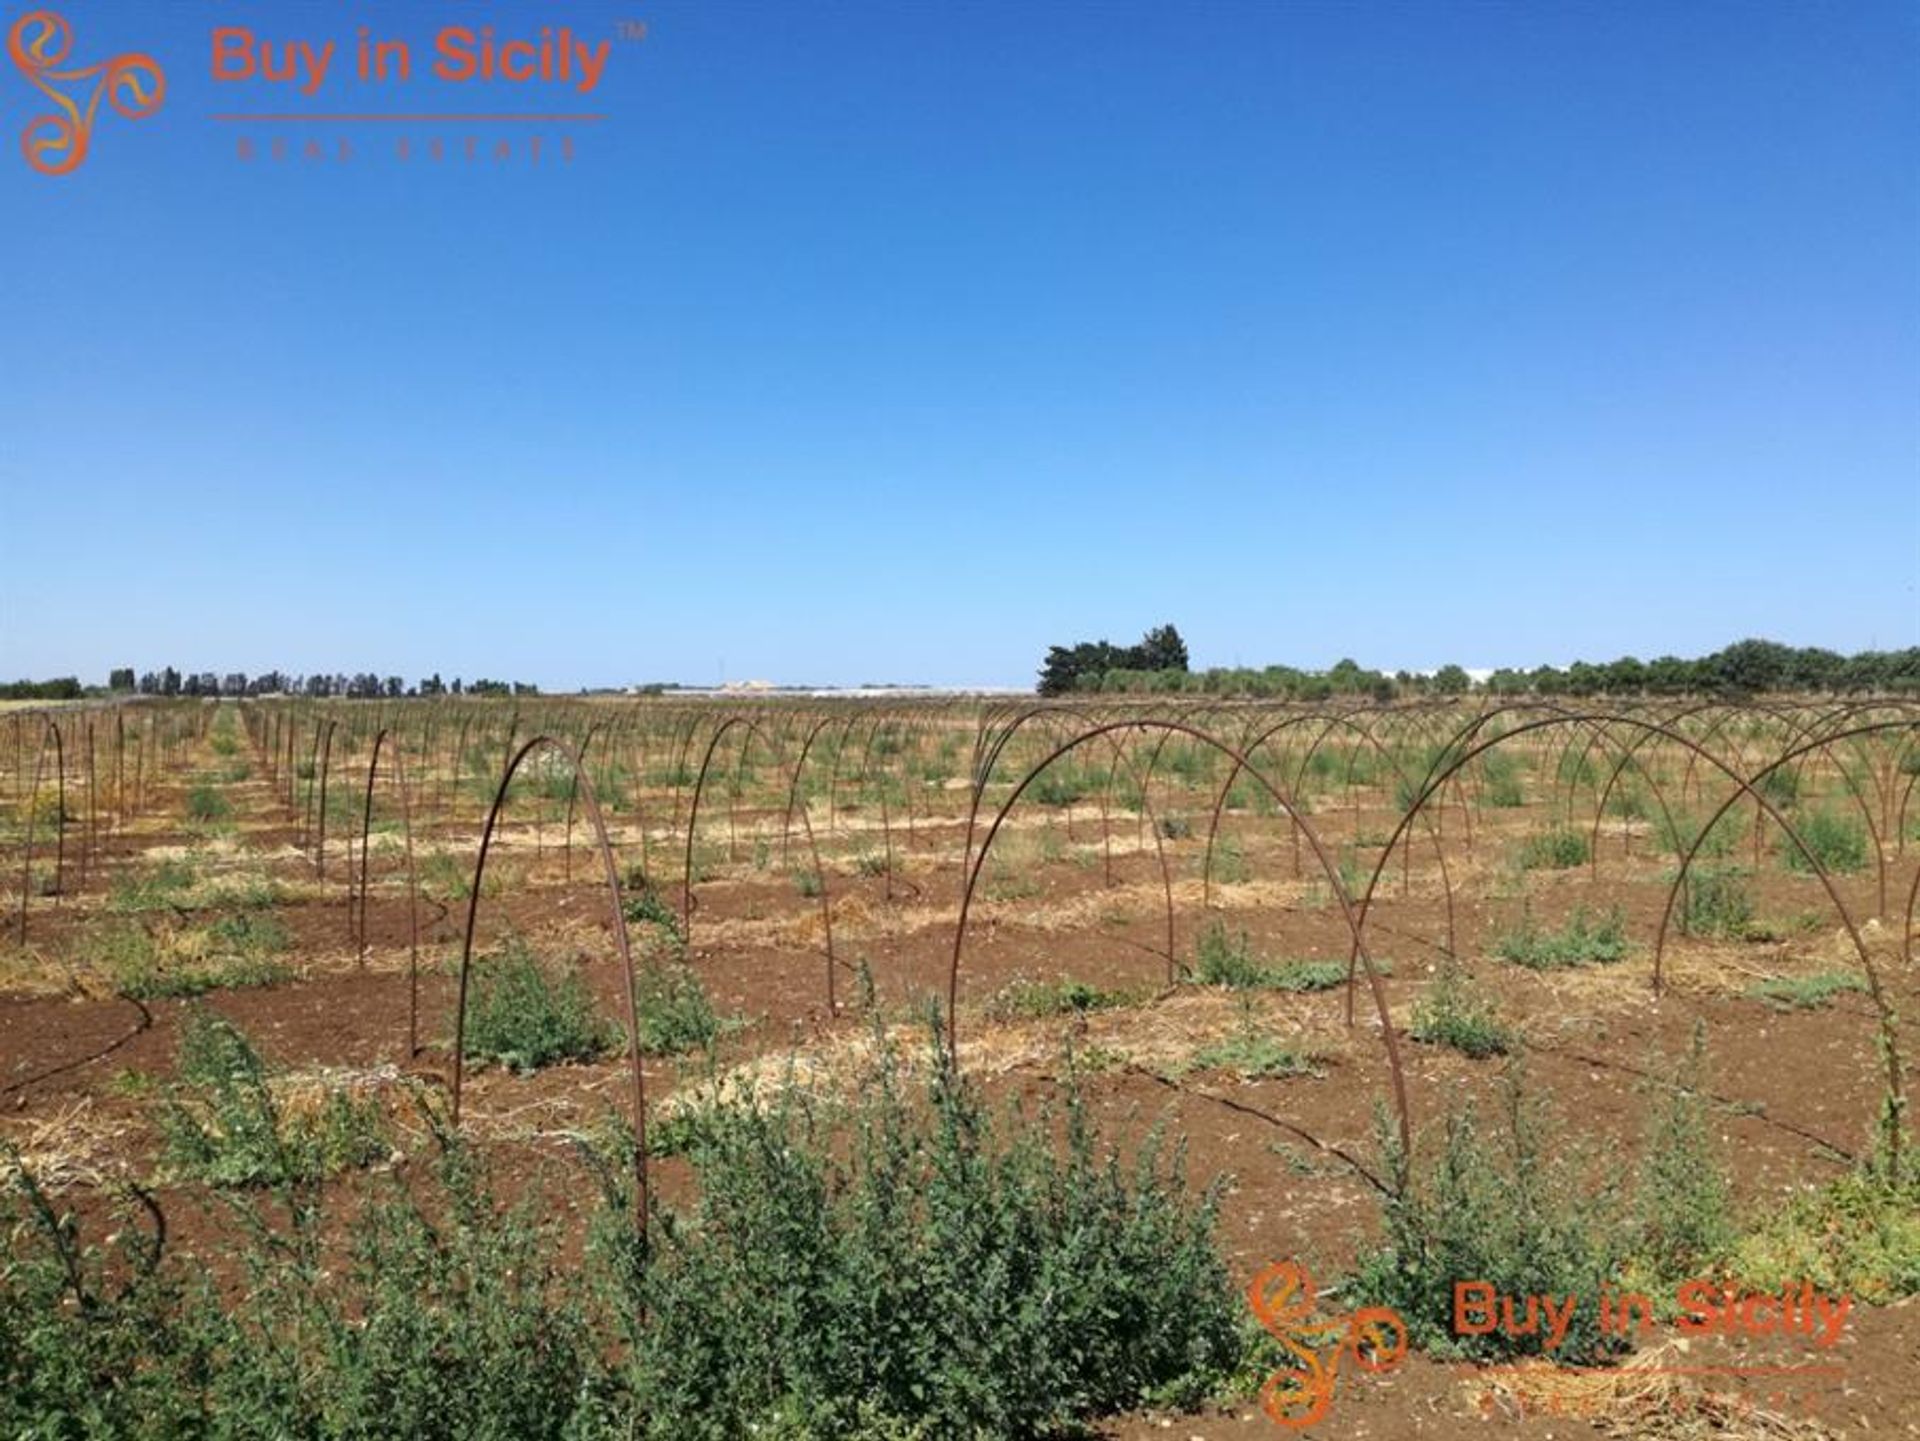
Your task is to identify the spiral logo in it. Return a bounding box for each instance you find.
[1246,1260,1409,1428]
[8,9,163,175]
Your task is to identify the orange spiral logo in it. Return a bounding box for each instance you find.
[1246,1260,1409,1428]
[8,9,163,175]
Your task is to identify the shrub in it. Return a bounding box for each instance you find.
[1186,1001,1319,1080]
[1,1131,599,1438]
[1747,970,1866,1011]
[1679,866,1754,940]
[632,958,727,1056]
[1494,905,1628,970]
[622,886,685,949]
[1515,827,1589,871]
[988,978,1134,1020]
[589,1027,1244,1436]
[794,869,824,899]
[1410,962,1513,1058]
[1656,807,1742,860]
[1632,1026,1733,1283]
[103,918,292,1000]
[186,784,231,823]
[461,938,618,1073]
[1730,1162,1920,1303]
[159,1011,388,1188]
[1351,1072,1629,1365]
[1784,807,1869,875]
[1192,921,1266,988]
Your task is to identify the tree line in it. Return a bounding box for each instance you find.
[0,671,542,701]
[1039,635,1920,699]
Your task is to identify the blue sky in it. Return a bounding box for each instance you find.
[2,0,1915,689]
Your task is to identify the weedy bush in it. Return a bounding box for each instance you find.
[1029,763,1094,807]
[794,869,824,899]
[2,1129,602,1439]
[1158,813,1193,841]
[1730,1155,1920,1303]
[1678,865,1755,940]
[1631,1026,1732,1285]
[622,886,685,949]
[1514,827,1589,871]
[588,1026,1244,1437]
[159,1011,388,1188]
[1191,922,1352,992]
[1747,970,1866,1011]
[1352,1071,1630,1365]
[632,958,728,1056]
[854,851,892,877]
[1192,921,1267,988]
[1185,999,1318,1080]
[1210,836,1251,885]
[1655,807,1743,860]
[462,937,619,1072]
[987,977,1135,1020]
[1494,904,1628,970]
[107,857,199,912]
[186,784,231,823]
[1783,807,1869,875]
[1755,766,1800,808]
[103,917,292,1000]
[1410,961,1513,1058]
[1481,752,1525,808]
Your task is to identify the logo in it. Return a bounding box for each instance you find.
[1246,1260,1408,1428]
[8,9,163,175]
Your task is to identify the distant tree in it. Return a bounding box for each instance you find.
[1431,664,1471,695]
[107,667,135,692]
[1136,623,1189,672]
[1707,638,1791,694]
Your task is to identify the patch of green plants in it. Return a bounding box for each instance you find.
[1,1124,598,1438]
[461,937,620,1073]
[1481,751,1525,808]
[632,957,730,1057]
[1494,904,1628,970]
[1410,961,1513,1058]
[793,868,823,899]
[158,1011,389,1188]
[1678,865,1755,940]
[1185,1003,1319,1081]
[102,917,292,1000]
[1783,806,1869,875]
[186,784,231,823]
[1190,922,1353,992]
[587,1025,1245,1436]
[1209,835,1251,884]
[1354,1042,1733,1366]
[987,977,1136,1020]
[1514,826,1589,871]
[1730,1158,1920,1303]
[1746,969,1866,1011]
[1655,807,1743,860]
[622,886,685,949]
[107,857,198,912]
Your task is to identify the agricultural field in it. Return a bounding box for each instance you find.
[3,696,1918,1438]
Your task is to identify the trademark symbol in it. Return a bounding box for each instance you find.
[617,19,649,42]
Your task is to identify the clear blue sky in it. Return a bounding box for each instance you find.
[3,0,1915,689]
